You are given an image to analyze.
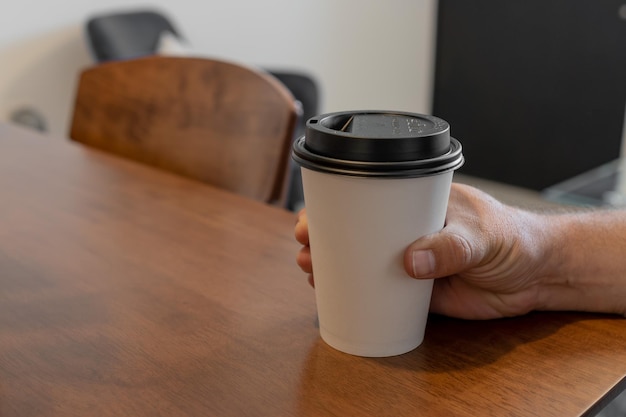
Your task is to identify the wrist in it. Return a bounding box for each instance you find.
[535,211,626,316]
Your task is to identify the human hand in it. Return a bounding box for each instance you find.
[295,184,550,320]
[402,183,550,319]
[295,208,314,289]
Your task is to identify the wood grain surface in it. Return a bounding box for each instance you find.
[1,123,625,417]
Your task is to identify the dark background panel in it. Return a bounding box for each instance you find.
[433,0,626,190]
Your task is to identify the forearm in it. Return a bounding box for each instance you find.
[537,209,626,316]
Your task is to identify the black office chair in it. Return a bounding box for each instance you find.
[432,0,626,191]
[87,10,183,62]
[84,9,320,211]
[266,70,319,211]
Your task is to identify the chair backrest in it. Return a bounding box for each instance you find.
[69,56,299,205]
[86,10,182,62]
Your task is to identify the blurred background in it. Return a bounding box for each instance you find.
[2,0,626,211]
[0,0,435,137]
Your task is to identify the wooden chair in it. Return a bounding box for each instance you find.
[69,56,299,205]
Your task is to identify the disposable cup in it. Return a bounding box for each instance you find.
[292,111,464,357]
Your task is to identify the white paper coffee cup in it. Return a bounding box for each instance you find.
[292,111,464,357]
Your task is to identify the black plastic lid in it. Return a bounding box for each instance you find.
[292,111,464,178]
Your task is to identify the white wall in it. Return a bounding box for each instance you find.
[0,0,437,137]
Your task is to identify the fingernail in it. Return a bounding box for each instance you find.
[411,250,435,277]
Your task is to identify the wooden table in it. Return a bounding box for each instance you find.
[1,122,625,417]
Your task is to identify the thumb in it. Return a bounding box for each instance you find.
[404,225,482,279]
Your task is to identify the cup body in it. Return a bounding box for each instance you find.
[301,168,452,357]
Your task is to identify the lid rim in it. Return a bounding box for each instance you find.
[292,137,465,178]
